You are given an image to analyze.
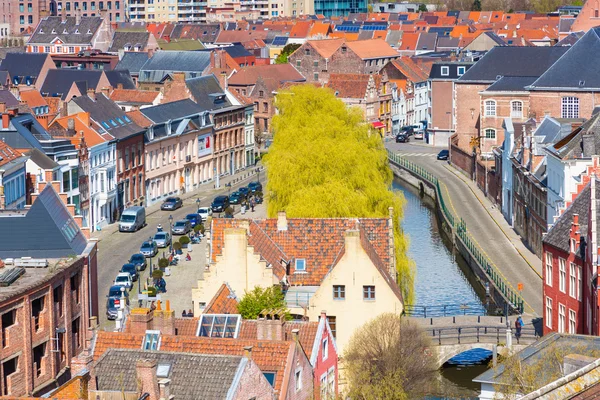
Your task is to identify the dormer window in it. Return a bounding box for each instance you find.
[142,330,161,351]
[295,259,306,272]
[63,29,69,34]
[39,28,44,33]
[86,29,92,34]
[75,29,80,34]
[51,29,56,34]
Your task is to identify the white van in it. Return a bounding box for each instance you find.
[119,206,146,232]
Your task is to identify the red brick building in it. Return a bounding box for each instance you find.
[0,181,97,397]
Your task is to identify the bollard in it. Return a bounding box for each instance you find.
[478,315,481,323]
[453,316,456,324]
[430,318,433,325]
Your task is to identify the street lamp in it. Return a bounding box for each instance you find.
[169,214,173,253]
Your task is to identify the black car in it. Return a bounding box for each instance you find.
[107,284,130,301]
[396,134,409,143]
[248,181,263,193]
[129,253,147,271]
[401,126,415,136]
[161,197,183,211]
[230,191,246,205]
[211,195,230,212]
[437,149,450,160]
[120,263,139,282]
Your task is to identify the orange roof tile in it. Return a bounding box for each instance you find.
[468,11,481,21]
[372,30,387,40]
[204,283,240,314]
[398,32,419,50]
[174,317,199,336]
[308,21,331,37]
[367,13,390,21]
[450,25,471,38]
[110,89,160,104]
[346,38,398,59]
[19,90,47,108]
[0,142,23,168]
[290,21,312,38]
[126,110,153,128]
[52,113,106,147]
[306,38,344,58]
[344,33,360,41]
[239,320,319,357]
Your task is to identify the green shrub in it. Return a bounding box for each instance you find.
[225,206,234,216]
[173,242,182,251]
[152,269,163,279]
[158,258,169,269]
[179,236,191,245]
[147,286,157,297]
[194,223,205,234]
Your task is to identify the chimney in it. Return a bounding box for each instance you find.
[291,328,299,343]
[158,379,171,400]
[100,86,111,97]
[128,308,154,334]
[277,211,287,231]
[87,89,96,101]
[344,229,360,255]
[67,117,75,131]
[257,311,285,341]
[61,7,66,23]
[117,83,123,89]
[220,72,228,89]
[75,8,81,25]
[136,359,160,400]
[0,102,6,113]
[1,113,8,130]
[583,134,595,157]
[44,169,54,182]
[243,345,253,359]
[153,299,175,335]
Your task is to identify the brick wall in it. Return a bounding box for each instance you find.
[284,342,314,400]
[289,43,363,84]
[430,80,453,132]
[479,92,530,153]
[529,91,600,121]
[450,137,474,178]
[233,357,275,400]
[116,133,146,212]
[313,326,338,400]
[454,83,487,150]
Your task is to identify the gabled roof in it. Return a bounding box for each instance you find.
[326,73,375,99]
[0,90,20,107]
[108,31,150,53]
[185,74,233,111]
[555,31,584,47]
[139,51,211,83]
[548,112,600,160]
[40,69,104,100]
[0,183,88,258]
[0,53,51,79]
[95,349,246,400]
[346,38,399,59]
[415,32,437,51]
[0,141,23,168]
[140,99,203,124]
[204,283,239,314]
[529,27,600,91]
[110,88,160,104]
[305,38,345,58]
[24,147,58,170]
[104,69,136,90]
[228,64,305,88]
[457,46,569,83]
[239,320,319,358]
[485,76,537,91]
[115,51,150,75]
[429,62,473,80]
[52,112,107,147]
[19,90,48,109]
[389,57,430,83]
[28,16,103,45]
[215,30,269,44]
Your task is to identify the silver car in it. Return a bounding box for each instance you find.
[154,232,171,248]
[172,220,192,235]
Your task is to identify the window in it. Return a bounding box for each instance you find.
[71,317,81,350]
[295,259,306,272]
[296,60,301,67]
[320,373,327,399]
[569,263,577,298]
[457,66,466,76]
[558,304,566,333]
[570,238,576,253]
[19,15,24,24]
[546,297,552,329]
[263,372,276,387]
[304,48,310,55]
[143,330,161,350]
[562,97,579,118]
[295,368,302,392]
[559,258,566,293]
[70,273,80,304]
[33,343,45,377]
[569,309,576,334]
[484,100,496,116]
[28,15,32,23]
[2,357,17,395]
[1,310,16,348]
[19,4,24,11]
[578,266,582,301]
[333,285,345,300]
[313,60,318,67]
[363,285,375,300]
[545,252,553,287]
[485,128,496,139]
[327,316,336,338]
[314,73,318,81]
[32,296,45,332]
[53,286,63,317]
[440,66,449,76]
[511,101,523,118]
[322,338,328,361]
[197,314,241,338]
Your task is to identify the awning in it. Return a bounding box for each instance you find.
[372,121,385,129]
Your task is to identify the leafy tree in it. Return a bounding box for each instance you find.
[345,313,436,398]
[237,286,288,319]
[418,3,428,11]
[158,258,169,269]
[275,43,301,64]
[179,235,191,245]
[173,242,182,251]
[152,269,163,279]
[264,85,414,303]
[193,223,205,234]
[471,0,482,10]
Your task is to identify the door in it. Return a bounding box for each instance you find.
[185,168,191,192]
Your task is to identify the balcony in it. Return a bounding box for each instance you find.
[284,287,317,309]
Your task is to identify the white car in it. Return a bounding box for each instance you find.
[114,272,132,290]
[197,207,213,222]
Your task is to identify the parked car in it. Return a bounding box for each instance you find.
[161,197,183,211]
[106,297,120,320]
[154,232,171,248]
[396,134,409,143]
[211,195,230,213]
[172,220,192,235]
[140,240,158,257]
[401,126,415,136]
[129,253,147,271]
[114,272,133,290]
[197,207,213,222]
[238,187,250,197]
[120,263,139,282]
[414,130,424,140]
[229,191,246,205]
[248,181,263,193]
[185,213,202,227]
[119,206,146,232]
[437,149,450,160]
[108,284,130,301]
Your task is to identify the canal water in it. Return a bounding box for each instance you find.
[393,179,492,398]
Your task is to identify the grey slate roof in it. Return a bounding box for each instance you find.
[416,32,437,51]
[95,349,245,400]
[555,31,584,47]
[28,16,103,45]
[0,184,88,258]
[71,93,143,139]
[223,43,252,59]
[558,17,575,33]
[40,69,103,99]
[140,99,204,124]
[485,76,537,91]
[115,52,150,75]
[529,27,600,90]
[436,36,460,49]
[25,148,59,170]
[139,51,211,83]
[108,31,150,53]
[457,46,569,83]
[104,69,136,89]
[386,30,402,47]
[0,90,20,107]
[548,112,600,160]
[429,62,474,80]
[185,74,233,111]
[0,53,50,81]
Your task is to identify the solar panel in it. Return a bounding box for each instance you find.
[398,14,408,21]
[197,314,241,338]
[272,36,289,46]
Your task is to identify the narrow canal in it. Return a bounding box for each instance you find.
[393,178,492,398]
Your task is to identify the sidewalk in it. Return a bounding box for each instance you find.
[92,165,265,242]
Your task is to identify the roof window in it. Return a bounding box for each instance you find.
[295,259,306,272]
[142,330,161,350]
[196,314,241,338]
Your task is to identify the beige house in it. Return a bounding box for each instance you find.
[192,212,404,355]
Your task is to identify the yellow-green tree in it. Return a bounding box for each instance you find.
[264,84,414,303]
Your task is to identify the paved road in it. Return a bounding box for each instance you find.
[387,140,543,318]
[93,168,265,329]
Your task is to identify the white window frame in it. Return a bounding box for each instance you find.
[440,66,449,76]
[484,100,496,117]
[545,252,553,287]
[295,368,302,392]
[559,258,566,293]
[295,259,306,272]
[322,338,328,361]
[546,297,553,329]
[558,303,566,333]
[457,66,466,76]
[569,309,576,334]
[319,373,327,399]
[569,262,576,299]
[511,100,523,118]
[484,128,496,139]
[561,97,579,119]
[578,266,582,301]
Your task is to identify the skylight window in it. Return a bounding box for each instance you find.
[110,119,117,127]
[295,259,306,272]
[263,372,276,387]
[196,314,241,338]
[116,117,124,125]
[156,363,171,378]
[102,121,110,129]
[123,115,131,123]
[142,330,161,350]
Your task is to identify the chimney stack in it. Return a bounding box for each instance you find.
[158,379,171,400]
[243,345,253,359]
[257,311,285,341]
[87,89,96,101]
[277,211,287,231]
[75,8,81,25]
[67,117,75,132]
[136,359,160,400]
[128,308,154,334]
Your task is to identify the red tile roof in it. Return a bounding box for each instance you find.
[228,64,305,87]
[326,73,380,99]
[19,89,48,108]
[290,21,312,38]
[306,38,345,58]
[174,317,199,336]
[110,89,160,104]
[126,110,153,128]
[346,38,399,59]
[204,283,240,314]
[0,142,23,168]
[239,320,319,357]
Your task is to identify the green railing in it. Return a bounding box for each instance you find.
[387,149,524,314]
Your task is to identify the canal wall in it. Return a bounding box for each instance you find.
[389,158,522,316]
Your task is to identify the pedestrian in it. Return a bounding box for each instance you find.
[515,315,523,340]
[187,309,194,317]
[182,310,187,317]
[250,197,255,212]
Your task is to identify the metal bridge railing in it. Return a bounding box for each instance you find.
[425,325,538,346]
[404,303,487,318]
[387,149,524,314]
